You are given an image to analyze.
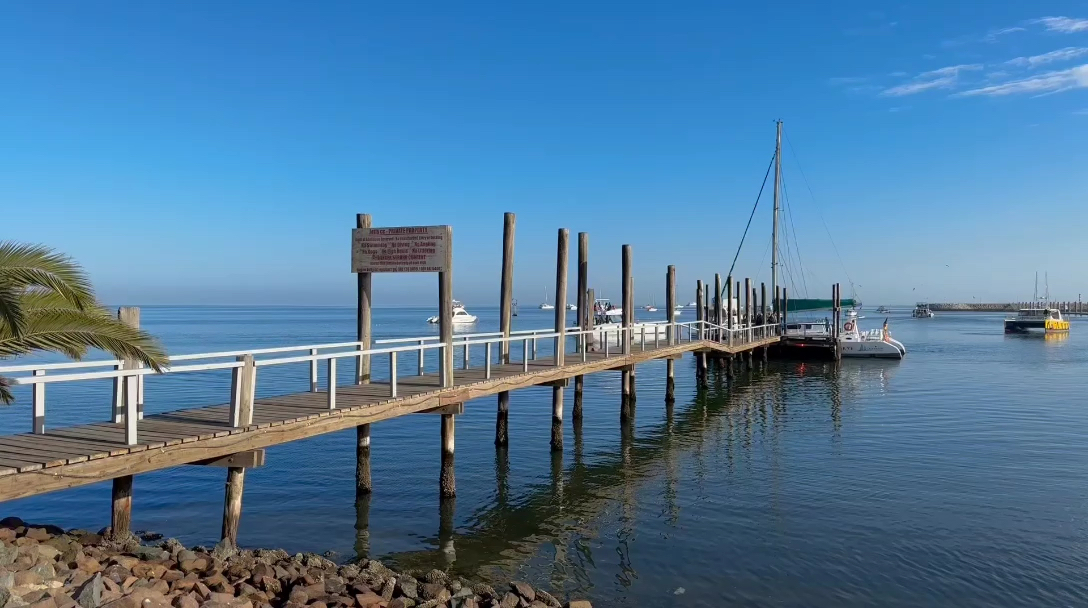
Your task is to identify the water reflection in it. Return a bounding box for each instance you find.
[368,358,885,594]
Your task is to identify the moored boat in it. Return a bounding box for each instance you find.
[427,300,478,324]
[1004,307,1069,333]
[841,310,906,359]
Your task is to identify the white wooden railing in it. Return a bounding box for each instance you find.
[0,319,777,445]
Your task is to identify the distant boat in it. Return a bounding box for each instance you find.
[566,303,577,311]
[912,303,934,319]
[686,301,697,307]
[643,296,658,312]
[427,300,478,324]
[539,287,554,310]
[876,306,889,313]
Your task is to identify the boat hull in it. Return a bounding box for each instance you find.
[841,339,905,359]
[1004,319,1069,333]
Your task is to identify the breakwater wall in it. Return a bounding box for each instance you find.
[929,302,1085,313]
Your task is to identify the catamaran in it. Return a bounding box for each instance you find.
[840,310,906,359]
[1004,273,1070,333]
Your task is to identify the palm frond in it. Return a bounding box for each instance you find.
[0,283,23,337]
[0,376,12,405]
[0,308,168,371]
[0,242,96,313]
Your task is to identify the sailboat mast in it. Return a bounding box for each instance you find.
[771,120,783,304]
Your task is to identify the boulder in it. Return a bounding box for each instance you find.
[171,593,199,608]
[534,590,560,608]
[353,592,383,608]
[75,556,102,575]
[564,602,592,608]
[0,542,18,567]
[178,560,208,575]
[72,574,104,608]
[23,530,50,543]
[130,548,168,563]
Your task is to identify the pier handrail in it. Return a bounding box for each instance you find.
[0,319,722,446]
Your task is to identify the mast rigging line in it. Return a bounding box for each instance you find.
[725,150,777,297]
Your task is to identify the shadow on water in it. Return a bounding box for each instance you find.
[358,360,860,587]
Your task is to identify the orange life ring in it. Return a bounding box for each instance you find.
[843,320,855,331]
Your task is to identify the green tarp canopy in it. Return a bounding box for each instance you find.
[783,298,856,312]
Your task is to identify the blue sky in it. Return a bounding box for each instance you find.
[3,1,1087,307]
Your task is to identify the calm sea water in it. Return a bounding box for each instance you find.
[3,306,1088,607]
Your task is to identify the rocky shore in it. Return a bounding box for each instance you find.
[0,518,590,608]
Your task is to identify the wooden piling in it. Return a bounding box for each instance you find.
[696,281,706,385]
[439,225,454,387]
[761,282,767,323]
[440,413,456,498]
[628,274,637,406]
[666,265,676,402]
[551,229,569,452]
[714,273,723,339]
[573,232,588,423]
[621,245,633,421]
[356,424,372,494]
[496,213,515,447]
[221,353,255,545]
[110,306,140,540]
[356,214,373,384]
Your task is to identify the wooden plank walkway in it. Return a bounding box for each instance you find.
[0,335,777,501]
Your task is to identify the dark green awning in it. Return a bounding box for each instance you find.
[784,298,856,312]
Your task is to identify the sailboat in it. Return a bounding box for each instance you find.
[539,287,554,310]
[643,296,658,312]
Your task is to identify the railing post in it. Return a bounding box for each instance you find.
[641,326,646,351]
[112,364,123,423]
[523,338,530,372]
[532,335,537,360]
[309,349,319,392]
[230,354,256,427]
[485,343,492,379]
[327,358,337,409]
[463,340,470,370]
[32,370,45,434]
[418,340,425,375]
[124,370,138,446]
[390,352,397,397]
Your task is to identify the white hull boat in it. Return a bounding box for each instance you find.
[566,303,577,311]
[592,322,671,347]
[539,287,554,310]
[427,301,478,324]
[841,312,905,359]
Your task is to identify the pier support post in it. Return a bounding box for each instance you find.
[496,212,515,446]
[551,229,569,452]
[744,277,752,335]
[356,424,372,494]
[109,307,140,540]
[665,265,676,402]
[761,282,767,325]
[695,281,706,386]
[621,245,634,421]
[573,232,589,422]
[440,413,456,498]
[221,467,245,545]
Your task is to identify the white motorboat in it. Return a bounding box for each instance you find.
[592,298,624,322]
[841,310,906,359]
[592,322,670,347]
[539,287,554,310]
[686,301,697,307]
[912,303,934,318]
[566,303,577,311]
[427,300,478,324]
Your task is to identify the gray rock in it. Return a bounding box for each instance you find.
[421,570,448,586]
[499,593,519,608]
[210,540,236,562]
[160,539,184,557]
[535,589,560,608]
[131,546,168,562]
[0,587,10,608]
[0,570,15,589]
[28,564,55,580]
[176,551,197,564]
[73,573,103,608]
[380,578,395,602]
[510,582,535,602]
[0,543,16,567]
[396,580,418,600]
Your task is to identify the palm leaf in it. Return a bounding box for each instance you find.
[0,308,168,371]
[0,242,96,318]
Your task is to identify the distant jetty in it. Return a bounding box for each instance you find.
[929,302,1085,314]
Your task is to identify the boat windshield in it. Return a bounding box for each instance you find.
[1017,309,1046,318]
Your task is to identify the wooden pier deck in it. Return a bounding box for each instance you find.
[0,331,778,502]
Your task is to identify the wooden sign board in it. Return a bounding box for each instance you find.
[352,225,451,273]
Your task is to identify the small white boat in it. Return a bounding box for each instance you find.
[841,310,905,359]
[592,322,670,347]
[912,303,934,318]
[643,296,658,312]
[686,301,697,307]
[566,303,577,311]
[427,300,478,324]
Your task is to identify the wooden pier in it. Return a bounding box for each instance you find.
[0,212,786,547]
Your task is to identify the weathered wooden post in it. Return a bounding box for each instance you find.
[109,306,140,540]
[628,275,637,404]
[783,287,789,326]
[222,355,255,546]
[744,278,753,369]
[496,213,515,447]
[621,245,634,421]
[551,229,569,452]
[353,214,375,495]
[665,265,676,402]
[695,281,706,385]
[714,274,723,342]
[440,413,456,498]
[573,231,589,422]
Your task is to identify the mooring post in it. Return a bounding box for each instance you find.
[761,282,768,331]
[222,354,255,546]
[714,273,723,342]
[665,265,676,402]
[496,212,515,447]
[573,232,589,423]
[628,275,637,404]
[354,214,375,495]
[551,229,569,452]
[440,413,456,498]
[620,245,634,420]
[695,281,706,386]
[109,306,140,540]
[726,274,734,347]
[439,225,454,387]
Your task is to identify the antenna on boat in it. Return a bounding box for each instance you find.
[771,120,782,304]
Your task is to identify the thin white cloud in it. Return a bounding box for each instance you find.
[881,64,983,97]
[1006,47,1088,68]
[1033,16,1088,33]
[955,64,1088,97]
[983,26,1026,42]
